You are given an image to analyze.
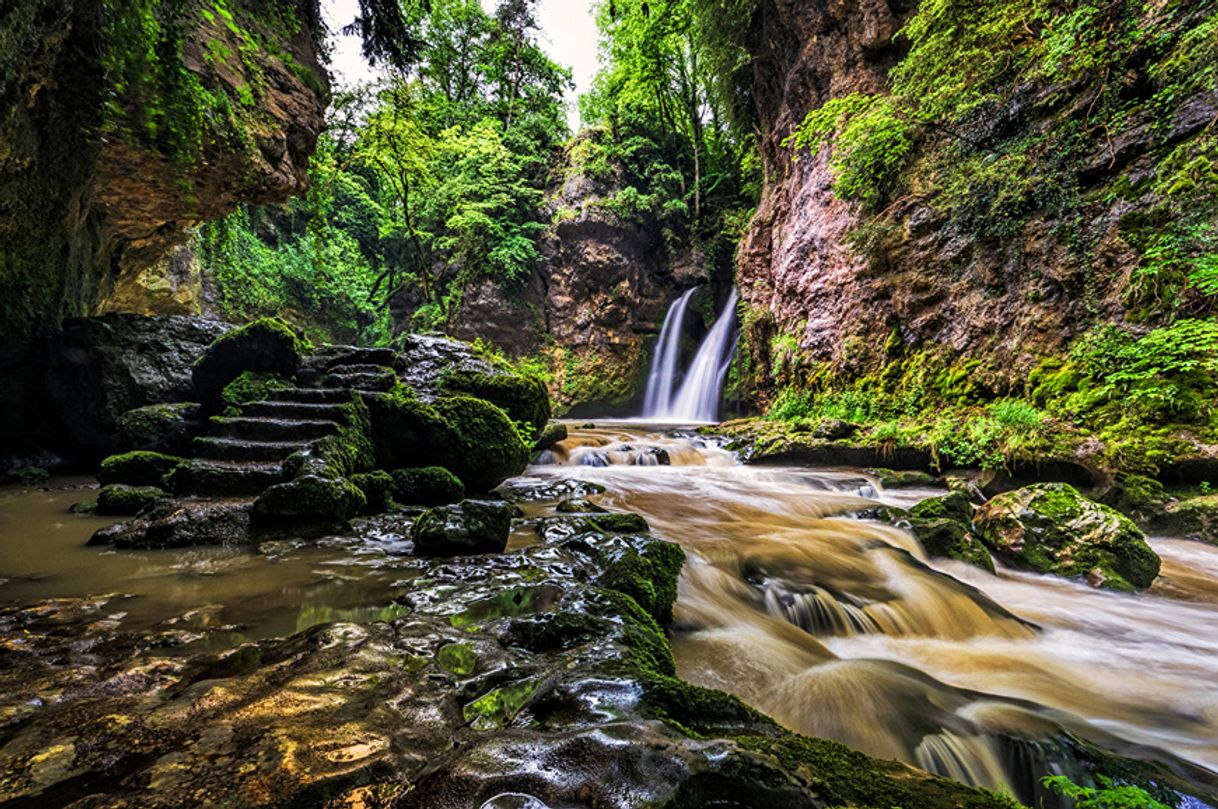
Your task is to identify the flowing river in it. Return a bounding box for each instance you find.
[3,425,1218,804]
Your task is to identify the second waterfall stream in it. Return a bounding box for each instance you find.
[642,288,739,422]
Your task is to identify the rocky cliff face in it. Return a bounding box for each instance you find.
[448,133,708,414]
[738,0,1218,403]
[0,1,328,336]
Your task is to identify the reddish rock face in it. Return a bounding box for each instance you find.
[737,0,1208,404]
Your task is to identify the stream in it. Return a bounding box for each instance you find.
[3,425,1218,803]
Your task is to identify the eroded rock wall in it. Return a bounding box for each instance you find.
[0,1,328,336]
[447,136,708,414]
[738,0,1217,403]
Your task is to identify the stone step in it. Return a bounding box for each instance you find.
[323,367,398,391]
[211,417,340,442]
[268,388,352,404]
[317,347,400,371]
[173,460,287,497]
[193,436,309,462]
[242,400,348,421]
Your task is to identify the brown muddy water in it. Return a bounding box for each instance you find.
[4,427,1218,803]
[531,424,1218,803]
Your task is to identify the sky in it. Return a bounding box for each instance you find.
[321,0,601,130]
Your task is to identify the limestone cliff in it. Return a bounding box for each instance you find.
[738,0,1218,404]
[0,0,328,335]
[446,130,709,414]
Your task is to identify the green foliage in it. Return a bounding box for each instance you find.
[220,371,290,416]
[1040,775,1171,809]
[785,94,914,208]
[1065,320,1218,421]
[202,0,571,343]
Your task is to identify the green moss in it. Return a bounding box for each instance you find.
[390,467,464,506]
[219,371,290,416]
[192,317,308,410]
[431,396,530,493]
[96,484,167,516]
[462,676,541,730]
[910,490,974,524]
[974,483,1161,590]
[351,470,394,514]
[904,516,995,573]
[441,369,551,441]
[253,474,366,523]
[436,642,477,676]
[117,403,200,453]
[1160,494,1218,544]
[98,451,183,487]
[594,537,685,624]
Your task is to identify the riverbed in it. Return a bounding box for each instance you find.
[3,425,1217,803]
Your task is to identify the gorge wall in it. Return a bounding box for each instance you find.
[443,132,713,415]
[1,1,328,462]
[0,0,328,335]
[738,0,1218,404]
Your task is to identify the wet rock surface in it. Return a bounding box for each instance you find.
[973,483,1162,591]
[0,513,1012,809]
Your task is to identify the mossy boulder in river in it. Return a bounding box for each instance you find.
[98,451,183,488]
[368,390,529,493]
[973,483,1161,591]
[1159,494,1218,544]
[881,492,994,573]
[412,499,513,556]
[192,318,307,411]
[96,484,167,516]
[391,466,465,506]
[441,368,551,441]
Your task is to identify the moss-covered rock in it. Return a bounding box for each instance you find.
[116,403,202,454]
[391,467,464,506]
[869,467,939,489]
[973,483,1161,591]
[412,499,513,556]
[535,420,568,451]
[1100,474,1171,524]
[905,516,995,573]
[910,490,974,524]
[1159,494,1218,544]
[192,318,307,411]
[442,369,552,441]
[218,372,291,417]
[97,484,167,516]
[252,474,366,524]
[98,451,183,488]
[431,396,530,493]
[555,497,607,514]
[351,470,395,515]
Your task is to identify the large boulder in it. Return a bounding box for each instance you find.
[441,369,551,441]
[192,318,306,411]
[41,315,230,456]
[117,403,203,454]
[412,500,514,556]
[972,483,1161,591]
[369,391,530,494]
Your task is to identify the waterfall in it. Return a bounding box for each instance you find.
[643,288,739,422]
[642,288,696,415]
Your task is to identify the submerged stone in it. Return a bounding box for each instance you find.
[413,499,514,556]
[972,483,1161,591]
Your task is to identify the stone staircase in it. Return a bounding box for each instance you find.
[172,351,399,501]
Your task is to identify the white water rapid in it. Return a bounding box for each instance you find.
[643,288,739,423]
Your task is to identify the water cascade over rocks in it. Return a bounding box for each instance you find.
[525,425,1218,806]
[642,288,739,423]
